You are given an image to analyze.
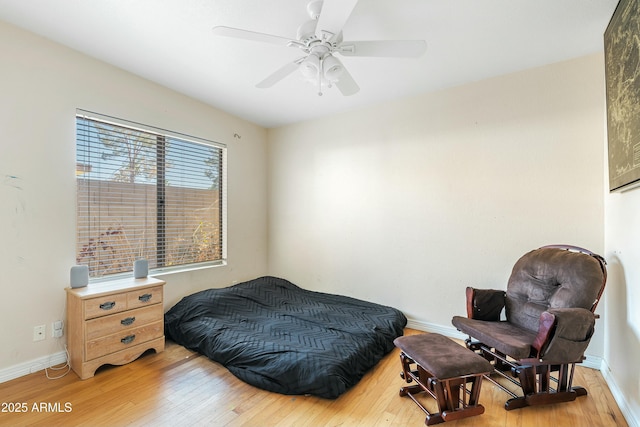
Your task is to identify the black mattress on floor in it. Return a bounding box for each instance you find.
[164,276,407,398]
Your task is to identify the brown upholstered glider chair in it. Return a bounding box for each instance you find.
[451,245,607,410]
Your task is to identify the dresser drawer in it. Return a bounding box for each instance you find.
[67,276,166,379]
[85,320,164,361]
[85,304,163,340]
[84,293,128,319]
[127,286,163,309]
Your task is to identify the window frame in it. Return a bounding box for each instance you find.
[75,109,227,281]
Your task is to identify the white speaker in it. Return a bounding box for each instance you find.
[134,259,148,279]
[70,265,89,288]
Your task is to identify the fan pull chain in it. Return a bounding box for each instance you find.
[318,56,323,96]
[318,57,324,96]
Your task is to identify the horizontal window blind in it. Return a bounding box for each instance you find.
[76,111,225,279]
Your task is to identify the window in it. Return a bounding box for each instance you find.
[75,110,226,279]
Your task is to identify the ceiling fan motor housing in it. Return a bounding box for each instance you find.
[296,19,317,42]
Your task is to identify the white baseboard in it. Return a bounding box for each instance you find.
[406,318,467,339]
[600,359,640,427]
[0,351,68,384]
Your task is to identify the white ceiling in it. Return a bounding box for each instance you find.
[0,0,619,128]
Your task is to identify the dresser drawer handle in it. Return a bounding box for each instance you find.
[121,317,136,326]
[138,293,152,303]
[121,335,136,345]
[99,301,116,310]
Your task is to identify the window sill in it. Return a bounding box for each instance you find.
[88,260,227,284]
[151,260,227,278]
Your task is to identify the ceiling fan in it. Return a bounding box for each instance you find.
[212,0,427,96]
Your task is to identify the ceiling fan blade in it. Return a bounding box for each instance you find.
[335,67,359,96]
[316,0,358,42]
[256,58,305,88]
[338,40,427,57]
[212,26,291,47]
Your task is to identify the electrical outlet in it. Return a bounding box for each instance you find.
[52,320,64,338]
[33,325,46,341]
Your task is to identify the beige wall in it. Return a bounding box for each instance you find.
[267,54,606,353]
[605,185,640,421]
[0,20,268,374]
[268,53,640,425]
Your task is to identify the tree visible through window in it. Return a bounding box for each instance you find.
[75,112,225,278]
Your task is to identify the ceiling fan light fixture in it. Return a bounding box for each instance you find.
[323,54,344,82]
[307,0,323,20]
[299,53,320,78]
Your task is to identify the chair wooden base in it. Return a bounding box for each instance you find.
[395,334,492,425]
[398,364,486,425]
[469,340,589,411]
[504,388,583,410]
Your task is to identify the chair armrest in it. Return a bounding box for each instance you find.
[465,287,506,321]
[533,308,597,362]
[532,311,556,357]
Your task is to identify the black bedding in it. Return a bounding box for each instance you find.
[164,276,407,399]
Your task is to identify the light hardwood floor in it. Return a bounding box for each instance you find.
[0,330,627,427]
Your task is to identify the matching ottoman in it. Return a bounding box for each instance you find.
[394,333,493,425]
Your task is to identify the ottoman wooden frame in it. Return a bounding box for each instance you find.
[394,333,494,425]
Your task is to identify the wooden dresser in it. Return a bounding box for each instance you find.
[66,277,165,380]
